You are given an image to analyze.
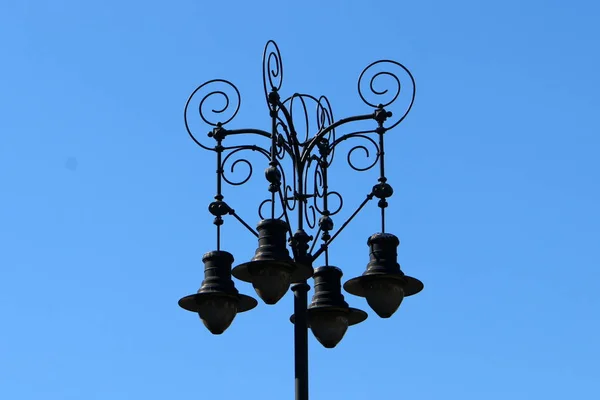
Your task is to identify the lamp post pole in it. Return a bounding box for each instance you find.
[178,40,423,399]
[293,283,309,400]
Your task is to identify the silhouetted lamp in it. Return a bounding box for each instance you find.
[179,251,257,334]
[232,219,313,304]
[345,233,423,318]
[178,40,424,400]
[292,266,367,348]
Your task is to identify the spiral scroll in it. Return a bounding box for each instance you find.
[184,79,241,150]
[220,145,270,186]
[358,60,416,130]
[327,131,381,172]
[301,157,344,230]
[312,161,343,217]
[258,198,287,221]
[303,157,320,229]
[346,135,380,172]
[263,40,284,105]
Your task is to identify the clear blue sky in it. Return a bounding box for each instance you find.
[2,1,599,399]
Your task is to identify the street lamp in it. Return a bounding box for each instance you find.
[178,40,423,400]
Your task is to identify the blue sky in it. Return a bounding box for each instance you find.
[1,0,599,399]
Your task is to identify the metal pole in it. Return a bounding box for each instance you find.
[292,282,310,400]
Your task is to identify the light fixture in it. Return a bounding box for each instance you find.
[178,40,423,400]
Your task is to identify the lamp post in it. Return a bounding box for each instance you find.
[178,41,423,400]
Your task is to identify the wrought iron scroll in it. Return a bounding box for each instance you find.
[184,79,241,151]
[263,40,283,107]
[221,145,271,186]
[184,39,416,260]
[357,60,416,131]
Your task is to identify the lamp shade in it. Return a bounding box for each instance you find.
[233,219,313,304]
[291,266,367,348]
[344,233,422,318]
[179,250,257,334]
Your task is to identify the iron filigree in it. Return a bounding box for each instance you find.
[183,39,416,273]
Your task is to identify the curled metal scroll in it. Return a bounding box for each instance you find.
[220,146,270,186]
[302,157,319,229]
[184,79,241,150]
[328,131,381,172]
[347,136,380,171]
[275,160,295,213]
[258,198,287,221]
[314,165,344,217]
[263,40,284,105]
[311,163,343,217]
[301,158,345,230]
[358,60,416,130]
